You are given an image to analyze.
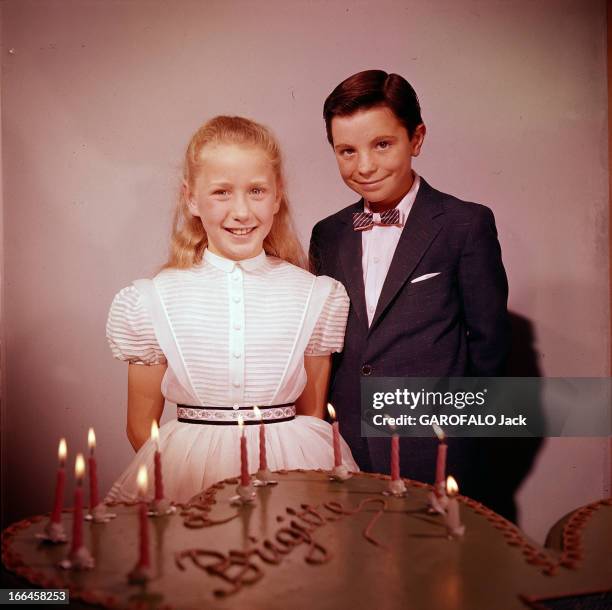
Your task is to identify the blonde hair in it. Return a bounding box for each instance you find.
[163,116,306,269]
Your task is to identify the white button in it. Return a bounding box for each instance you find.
[232,274,240,281]
[233,351,241,358]
[233,381,241,388]
[373,257,380,264]
[232,404,240,410]
[233,323,241,330]
[233,296,241,303]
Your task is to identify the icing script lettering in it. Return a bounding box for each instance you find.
[175,497,387,597]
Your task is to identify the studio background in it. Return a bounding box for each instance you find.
[1,0,609,543]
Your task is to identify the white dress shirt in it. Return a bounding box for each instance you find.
[362,172,421,325]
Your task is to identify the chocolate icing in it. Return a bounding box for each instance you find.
[3,471,612,610]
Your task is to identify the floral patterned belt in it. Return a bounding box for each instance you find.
[176,403,296,425]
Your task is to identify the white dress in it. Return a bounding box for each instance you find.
[105,249,358,503]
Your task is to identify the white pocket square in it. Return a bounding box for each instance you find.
[411,272,441,283]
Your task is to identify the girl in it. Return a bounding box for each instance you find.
[105,116,358,503]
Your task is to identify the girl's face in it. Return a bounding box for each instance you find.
[188,144,281,261]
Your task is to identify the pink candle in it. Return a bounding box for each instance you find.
[71,454,85,553]
[240,435,250,486]
[154,452,164,501]
[253,407,267,471]
[258,421,267,471]
[433,424,447,495]
[238,417,250,486]
[435,442,448,491]
[136,466,150,568]
[88,457,99,510]
[332,422,342,467]
[138,501,150,568]
[51,439,67,523]
[87,428,99,510]
[327,404,342,467]
[391,434,400,481]
[151,419,164,501]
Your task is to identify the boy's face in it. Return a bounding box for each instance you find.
[330,105,425,210]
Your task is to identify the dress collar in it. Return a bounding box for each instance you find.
[203,248,267,272]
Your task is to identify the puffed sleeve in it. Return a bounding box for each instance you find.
[305,279,350,356]
[106,285,167,365]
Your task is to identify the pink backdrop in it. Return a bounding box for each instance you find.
[1,0,609,543]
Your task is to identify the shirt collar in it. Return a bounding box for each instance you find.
[364,171,421,219]
[203,248,267,272]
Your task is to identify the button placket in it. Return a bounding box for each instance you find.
[228,266,245,404]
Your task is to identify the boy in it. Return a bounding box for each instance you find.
[310,70,510,510]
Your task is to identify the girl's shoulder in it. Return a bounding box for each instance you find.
[263,256,321,288]
[264,255,312,277]
[264,257,346,295]
[151,264,204,287]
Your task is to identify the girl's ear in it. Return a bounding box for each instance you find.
[273,181,282,214]
[183,182,200,217]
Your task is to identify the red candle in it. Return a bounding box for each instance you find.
[71,454,85,554]
[151,421,164,501]
[136,466,150,569]
[391,434,400,481]
[253,407,267,471]
[238,416,250,486]
[51,439,67,523]
[327,404,342,468]
[87,428,99,510]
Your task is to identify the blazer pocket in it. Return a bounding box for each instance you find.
[410,272,441,283]
[406,271,449,299]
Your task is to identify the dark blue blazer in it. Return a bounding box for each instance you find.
[309,177,510,498]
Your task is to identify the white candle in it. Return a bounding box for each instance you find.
[445,476,465,537]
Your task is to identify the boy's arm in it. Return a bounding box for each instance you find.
[457,206,510,376]
[309,222,325,276]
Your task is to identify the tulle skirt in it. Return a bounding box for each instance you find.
[104,415,359,504]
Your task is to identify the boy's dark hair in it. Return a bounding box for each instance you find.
[323,70,423,144]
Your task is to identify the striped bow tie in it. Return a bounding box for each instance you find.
[352,208,403,231]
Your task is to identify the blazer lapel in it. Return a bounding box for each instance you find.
[338,202,368,328]
[369,179,445,332]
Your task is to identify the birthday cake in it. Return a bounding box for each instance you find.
[3,470,612,610]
